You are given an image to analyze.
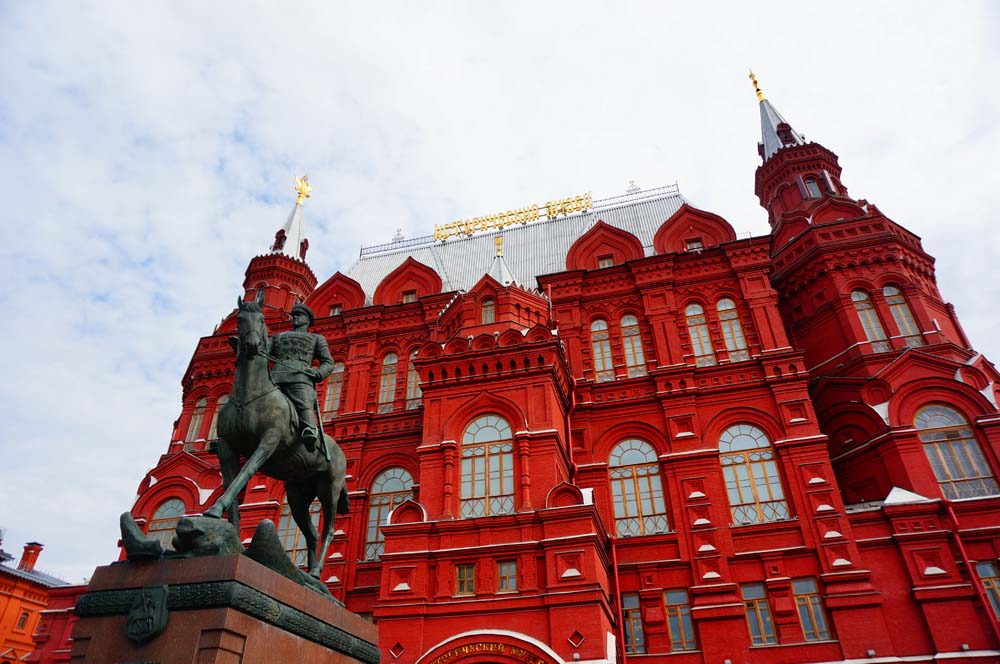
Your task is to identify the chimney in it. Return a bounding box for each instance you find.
[18,542,43,572]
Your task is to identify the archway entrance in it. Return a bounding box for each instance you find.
[418,633,561,664]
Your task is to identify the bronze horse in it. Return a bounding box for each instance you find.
[204,292,348,578]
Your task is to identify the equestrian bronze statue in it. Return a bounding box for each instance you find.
[204,291,348,578]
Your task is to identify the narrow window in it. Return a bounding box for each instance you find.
[621,315,647,377]
[402,290,417,304]
[186,398,207,441]
[147,499,186,548]
[456,563,476,595]
[278,498,321,568]
[591,319,615,382]
[207,395,229,441]
[16,612,29,630]
[364,468,414,560]
[851,290,890,352]
[405,351,422,410]
[598,255,615,268]
[481,297,495,324]
[742,583,778,645]
[665,589,697,651]
[461,415,514,517]
[685,304,716,366]
[883,285,923,347]
[915,405,999,499]
[976,562,1000,620]
[377,353,398,413]
[329,303,342,316]
[717,298,749,361]
[685,237,704,252]
[497,560,518,592]
[622,593,646,653]
[720,424,789,524]
[792,578,831,641]
[324,361,345,417]
[804,177,822,199]
[609,440,669,536]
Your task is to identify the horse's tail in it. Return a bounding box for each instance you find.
[336,486,350,515]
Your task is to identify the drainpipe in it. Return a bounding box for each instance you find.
[610,534,628,663]
[944,500,1000,646]
[566,377,577,482]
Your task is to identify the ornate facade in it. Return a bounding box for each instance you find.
[42,87,1000,663]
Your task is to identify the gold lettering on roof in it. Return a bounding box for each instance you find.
[434,192,592,241]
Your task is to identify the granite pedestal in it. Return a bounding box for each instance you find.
[70,554,379,663]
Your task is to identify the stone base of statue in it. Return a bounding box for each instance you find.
[69,553,379,663]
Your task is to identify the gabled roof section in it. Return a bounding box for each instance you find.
[0,563,69,588]
[566,220,643,271]
[346,185,688,299]
[372,256,443,306]
[653,203,737,254]
[307,271,367,313]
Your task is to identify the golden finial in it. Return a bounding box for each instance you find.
[495,235,503,257]
[749,70,765,102]
[294,175,313,205]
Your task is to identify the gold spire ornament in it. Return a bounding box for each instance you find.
[294,175,313,205]
[495,235,504,257]
[749,70,765,102]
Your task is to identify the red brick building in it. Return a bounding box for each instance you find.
[0,540,69,664]
[56,87,1000,662]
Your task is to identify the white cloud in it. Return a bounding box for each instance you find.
[1,1,998,582]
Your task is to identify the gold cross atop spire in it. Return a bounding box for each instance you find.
[749,70,765,102]
[294,175,313,205]
[495,235,504,257]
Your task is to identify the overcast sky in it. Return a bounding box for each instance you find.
[1,2,998,583]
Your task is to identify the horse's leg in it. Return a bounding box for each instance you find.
[207,438,240,527]
[206,428,281,520]
[285,481,319,571]
[313,444,347,577]
[311,469,336,578]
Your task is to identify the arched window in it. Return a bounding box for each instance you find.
[851,290,889,352]
[278,498,321,568]
[406,350,422,410]
[481,298,495,324]
[591,319,614,382]
[324,361,346,417]
[16,612,29,630]
[609,439,668,536]
[365,468,414,560]
[717,299,749,361]
[186,398,207,441]
[719,425,789,524]
[915,405,999,499]
[883,285,923,347]
[378,353,398,414]
[461,415,514,517]
[207,395,229,441]
[685,304,715,366]
[147,498,186,548]
[621,315,647,377]
[804,177,822,199]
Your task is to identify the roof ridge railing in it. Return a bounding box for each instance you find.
[358,183,682,258]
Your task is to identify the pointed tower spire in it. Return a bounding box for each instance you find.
[750,71,806,162]
[488,235,516,287]
[271,175,312,260]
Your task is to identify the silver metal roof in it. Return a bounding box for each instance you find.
[759,98,805,161]
[345,185,689,300]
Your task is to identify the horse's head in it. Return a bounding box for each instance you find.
[236,290,268,358]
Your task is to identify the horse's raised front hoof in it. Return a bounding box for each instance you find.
[203,505,224,519]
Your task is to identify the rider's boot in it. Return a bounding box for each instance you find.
[300,424,318,450]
